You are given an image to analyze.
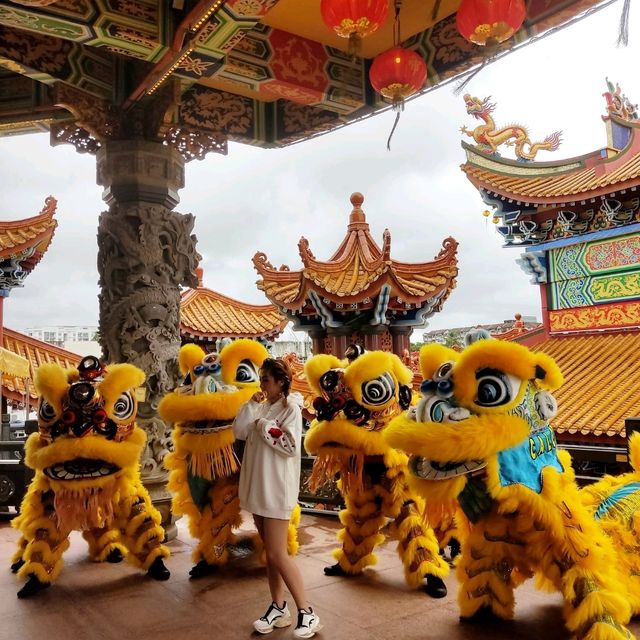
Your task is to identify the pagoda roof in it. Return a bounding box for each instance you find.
[253,192,458,310]
[0,195,57,261]
[531,332,640,440]
[2,326,81,402]
[180,274,287,341]
[461,116,640,206]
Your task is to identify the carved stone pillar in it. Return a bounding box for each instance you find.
[96,140,200,539]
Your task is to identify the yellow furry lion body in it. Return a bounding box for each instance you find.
[385,338,634,640]
[12,357,169,596]
[304,350,449,591]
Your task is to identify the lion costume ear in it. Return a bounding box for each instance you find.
[532,352,563,391]
[219,339,269,385]
[419,344,459,380]
[178,344,206,377]
[390,355,414,387]
[34,363,70,414]
[98,363,146,402]
[304,354,344,395]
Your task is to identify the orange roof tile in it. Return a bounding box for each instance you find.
[460,120,640,204]
[0,196,57,260]
[254,193,458,308]
[531,333,640,439]
[180,286,287,340]
[2,327,81,401]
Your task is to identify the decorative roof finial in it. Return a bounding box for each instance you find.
[349,192,366,226]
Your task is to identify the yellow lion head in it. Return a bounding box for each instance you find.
[158,339,268,429]
[304,350,414,493]
[385,336,564,510]
[26,355,146,490]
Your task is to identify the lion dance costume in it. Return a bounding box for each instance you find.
[304,349,449,597]
[580,432,640,618]
[11,356,170,598]
[385,335,634,639]
[159,340,300,578]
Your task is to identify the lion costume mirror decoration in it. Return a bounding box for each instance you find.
[11,356,170,598]
[384,333,636,639]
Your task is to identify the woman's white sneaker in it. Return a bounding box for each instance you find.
[253,601,292,634]
[293,608,322,638]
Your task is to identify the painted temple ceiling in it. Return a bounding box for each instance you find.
[0,0,610,153]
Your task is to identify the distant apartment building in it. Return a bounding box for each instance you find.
[25,326,101,357]
[26,325,98,345]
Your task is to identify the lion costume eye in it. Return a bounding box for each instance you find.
[361,373,395,406]
[39,400,57,422]
[236,360,258,384]
[475,368,519,407]
[415,395,447,423]
[112,391,135,421]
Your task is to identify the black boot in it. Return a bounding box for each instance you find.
[460,606,503,623]
[106,548,124,563]
[188,559,217,579]
[323,562,349,577]
[10,558,25,574]
[17,574,50,599]
[424,574,447,598]
[147,557,170,581]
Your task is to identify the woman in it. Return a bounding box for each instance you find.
[233,357,321,639]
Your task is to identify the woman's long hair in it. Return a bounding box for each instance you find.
[260,357,292,401]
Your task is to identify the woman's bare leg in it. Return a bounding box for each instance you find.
[262,516,309,610]
[254,514,286,606]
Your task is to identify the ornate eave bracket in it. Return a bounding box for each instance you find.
[517,251,547,284]
[370,284,391,326]
[308,290,341,329]
[50,81,227,160]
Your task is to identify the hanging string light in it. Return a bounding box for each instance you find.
[369,0,427,150]
[320,0,390,57]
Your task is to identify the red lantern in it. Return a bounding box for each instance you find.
[369,46,427,110]
[320,0,390,55]
[456,0,526,46]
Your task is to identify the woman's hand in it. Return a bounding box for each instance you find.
[251,391,265,403]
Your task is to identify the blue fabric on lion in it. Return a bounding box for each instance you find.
[497,425,564,493]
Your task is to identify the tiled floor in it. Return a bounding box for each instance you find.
[2,511,639,640]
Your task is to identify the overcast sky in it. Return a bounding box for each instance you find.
[0,0,636,340]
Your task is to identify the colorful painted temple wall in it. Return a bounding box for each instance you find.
[547,231,640,332]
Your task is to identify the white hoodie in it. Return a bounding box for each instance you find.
[233,393,303,519]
